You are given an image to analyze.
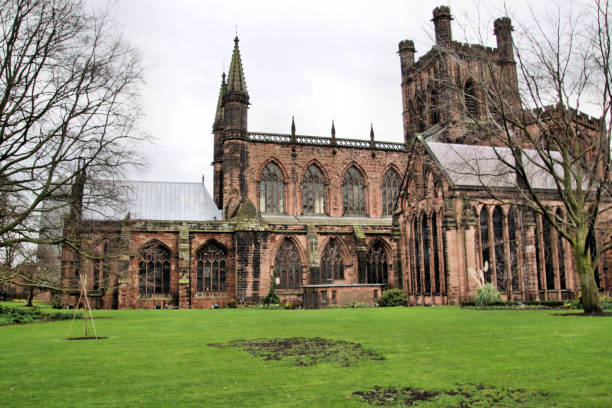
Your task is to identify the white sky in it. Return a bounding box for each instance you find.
[101,0,529,193]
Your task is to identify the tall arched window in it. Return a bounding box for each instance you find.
[413,217,422,292]
[302,165,326,215]
[479,206,491,283]
[275,239,301,289]
[508,207,519,291]
[492,206,506,291]
[260,162,284,214]
[432,213,441,293]
[556,208,566,290]
[196,242,227,295]
[542,214,555,290]
[367,241,388,285]
[430,88,440,124]
[464,80,478,117]
[382,169,401,216]
[320,239,344,283]
[343,166,365,216]
[138,242,171,298]
[422,214,431,293]
[535,213,544,290]
[414,93,425,132]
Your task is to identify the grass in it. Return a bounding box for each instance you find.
[1,304,611,407]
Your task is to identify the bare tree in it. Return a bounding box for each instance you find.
[0,0,145,291]
[451,1,611,313]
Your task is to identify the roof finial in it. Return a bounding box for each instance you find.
[370,123,375,141]
[235,24,238,39]
[331,120,336,138]
[291,116,296,136]
[226,35,247,94]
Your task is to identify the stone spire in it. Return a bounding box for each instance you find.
[226,36,248,95]
[214,72,226,127]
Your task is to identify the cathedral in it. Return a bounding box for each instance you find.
[60,6,610,309]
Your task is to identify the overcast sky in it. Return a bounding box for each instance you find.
[101,0,529,193]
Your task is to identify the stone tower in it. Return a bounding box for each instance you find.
[220,36,250,216]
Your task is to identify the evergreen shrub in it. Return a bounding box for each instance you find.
[377,289,408,307]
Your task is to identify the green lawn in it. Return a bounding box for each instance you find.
[1,305,611,407]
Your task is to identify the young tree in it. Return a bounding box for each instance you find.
[0,0,145,289]
[452,1,611,313]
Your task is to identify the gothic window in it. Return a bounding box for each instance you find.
[275,239,301,289]
[430,88,440,124]
[432,213,441,293]
[492,206,506,291]
[414,94,425,132]
[508,207,520,291]
[138,242,171,298]
[479,206,491,283]
[196,242,227,294]
[535,213,544,290]
[556,208,566,290]
[542,214,556,290]
[343,166,365,216]
[320,238,344,283]
[366,241,388,285]
[422,214,431,293]
[260,162,284,214]
[464,80,478,117]
[302,164,325,215]
[413,217,422,292]
[382,168,401,216]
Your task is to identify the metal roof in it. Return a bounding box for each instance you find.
[83,180,222,221]
[426,142,561,190]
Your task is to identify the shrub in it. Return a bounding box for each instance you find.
[474,283,502,306]
[226,299,237,308]
[52,294,64,309]
[377,289,408,307]
[461,301,476,307]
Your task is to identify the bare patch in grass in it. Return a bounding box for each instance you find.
[353,383,549,406]
[67,337,108,340]
[208,337,384,366]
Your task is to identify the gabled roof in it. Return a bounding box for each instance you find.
[425,141,561,190]
[83,180,222,221]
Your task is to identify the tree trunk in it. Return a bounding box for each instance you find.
[26,288,35,307]
[573,246,603,314]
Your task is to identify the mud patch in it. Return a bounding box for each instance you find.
[353,383,549,406]
[208,337,384,366]
[67,336,108,340]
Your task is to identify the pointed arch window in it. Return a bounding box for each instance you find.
[367,242,388,285]
[138,242,171,298]
[464,80,478,117]
[302,165,326,215]
[413,217,422,292]
[479,206,491,283]
[556,209,567,290]
[196,242,227,295]
[430,88,440,124]
[508,207,520,291]
[492,206,506,291]
[93,242,111,291]
[260,162,285,214]
[320,238,344,283]
[343,166,365,216]
[432,214,441,293]
[382,169,401,216]
[275,239,301,289]
[542,214,556,290]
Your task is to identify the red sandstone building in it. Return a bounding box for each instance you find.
[60,6,610,309]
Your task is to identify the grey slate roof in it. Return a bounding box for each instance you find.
[426,142,561,190]
[83,180,222,221]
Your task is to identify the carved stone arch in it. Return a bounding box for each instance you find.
[318,236,348,283]
[195,240,228,294]
[301,161,328,215]
[300,159,330,185]
[273,237,304,290]
[257,157,289,181]
[341,163,368,216]
[381,166,401,216]
[137,239,173,298]
[259,159,287,214]
[366,238,391,285]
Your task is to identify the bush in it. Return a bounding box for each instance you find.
[52,294,64,309]
[377,289,408,307]
[474,283,502,306]
[226,299,237,308]
[461,301,476,307]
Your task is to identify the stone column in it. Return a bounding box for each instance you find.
[178,227,191,308]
